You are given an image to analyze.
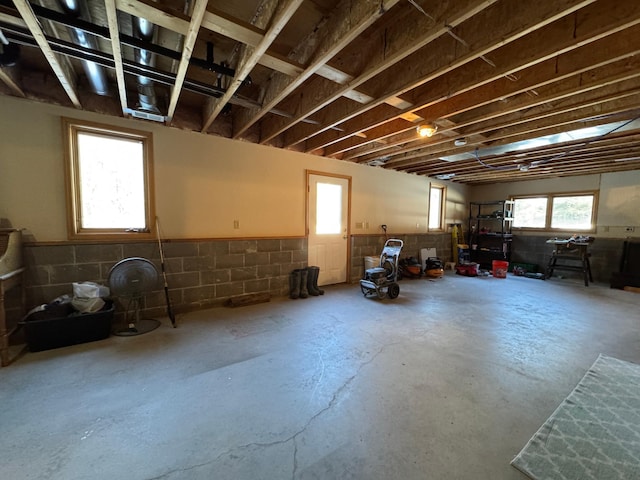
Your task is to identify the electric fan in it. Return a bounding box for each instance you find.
[108,257,161,336]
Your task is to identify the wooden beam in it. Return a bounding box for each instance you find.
[259,0,500,145]
[115,0,371,108]
[11,0,80,108]
[166,0,208,123]
[328,25,640,159]
[387,98,640,170]
[0,67,25,97]
[231,0,402,139]
[105,0,127,115]
[201,0,304,132]
[350,57,640,164]
[293,0,603,152]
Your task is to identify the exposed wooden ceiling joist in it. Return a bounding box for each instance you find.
[1,0,638,185]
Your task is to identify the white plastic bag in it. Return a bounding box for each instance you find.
[72,282,110,298]
[71,296,105,313]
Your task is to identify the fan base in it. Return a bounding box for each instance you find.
[113,318,161,336]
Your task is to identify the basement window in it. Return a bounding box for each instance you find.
[512,192,597,232]
[428,184,445,231]
[63,118,155,240]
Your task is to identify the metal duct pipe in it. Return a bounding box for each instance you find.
[57,0,109,95]
[132,16,160,114]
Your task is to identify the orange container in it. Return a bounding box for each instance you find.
[492,260,509,278]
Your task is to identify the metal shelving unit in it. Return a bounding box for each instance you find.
[468,201,514,269]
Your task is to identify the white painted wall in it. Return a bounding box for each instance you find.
[0,96,468,241]
[471,172,640,238]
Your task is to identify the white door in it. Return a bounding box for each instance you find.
[308,173,350,286]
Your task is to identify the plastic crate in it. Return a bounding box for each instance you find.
[20,300,114,352]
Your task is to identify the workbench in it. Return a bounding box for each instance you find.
[546,240,593,286]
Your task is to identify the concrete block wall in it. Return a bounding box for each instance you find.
[22,238,308,321]
[15,233,452,325]
[350,233,452,282]
[511,235,632,284]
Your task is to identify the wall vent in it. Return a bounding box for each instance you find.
[129,109,166,123]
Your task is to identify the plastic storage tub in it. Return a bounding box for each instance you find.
[20,300,114,352]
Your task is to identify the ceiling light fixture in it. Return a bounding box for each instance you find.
[454,138,467,147]
[417,124,438,138]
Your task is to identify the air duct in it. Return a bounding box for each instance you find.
[132,16,161,115]
[56,0,109,95]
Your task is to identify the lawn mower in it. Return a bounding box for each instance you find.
[360,238,403,299]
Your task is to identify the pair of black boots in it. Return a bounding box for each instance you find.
[290,266,324,299]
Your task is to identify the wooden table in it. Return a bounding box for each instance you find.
[546,241,593,286]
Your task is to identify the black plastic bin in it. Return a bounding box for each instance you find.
[19,300,115,352]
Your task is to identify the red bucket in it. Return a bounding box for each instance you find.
[492,260,509,278]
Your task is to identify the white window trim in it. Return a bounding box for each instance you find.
[62,117,156,241]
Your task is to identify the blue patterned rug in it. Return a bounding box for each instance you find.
[512,355,640,479]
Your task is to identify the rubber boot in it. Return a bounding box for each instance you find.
[307,266,324,295]
[289,269,301,299]
[299,268,309,298]
[307,266,320,296]
[309,267,324,295]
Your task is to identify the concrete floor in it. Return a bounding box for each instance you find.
[1,272,639,480]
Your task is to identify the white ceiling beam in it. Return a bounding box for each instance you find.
[104,0,128,115]
[166,0,208,123]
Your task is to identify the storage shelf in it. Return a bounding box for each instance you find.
[468,200,513,269]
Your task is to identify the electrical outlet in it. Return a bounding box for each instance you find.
[233,220,240,229]
[626,226,635,232]
[355,222,363,229]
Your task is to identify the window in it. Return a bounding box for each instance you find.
[63,118,155,240]
[428,185,445,230]
[512,192,596,231]
[315,182,342,234]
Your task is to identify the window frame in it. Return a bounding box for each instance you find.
[511,191,598,232]
[62,118,156,241]
[428,184,446,232]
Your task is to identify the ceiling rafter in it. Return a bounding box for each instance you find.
[354,66,640,165]
[328,25,640,159]
[0,66,24,96]
[201,0,305,132]
[114,0,376,106]
[230,0,402,140]
[302,0,638,155]
[166,0,209,123]
[2,0,640,185]
[284,0,593,151]
[11,0,80,108]
[104,0,127,115]
[260,0,501,146]
[388,103,640,171]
